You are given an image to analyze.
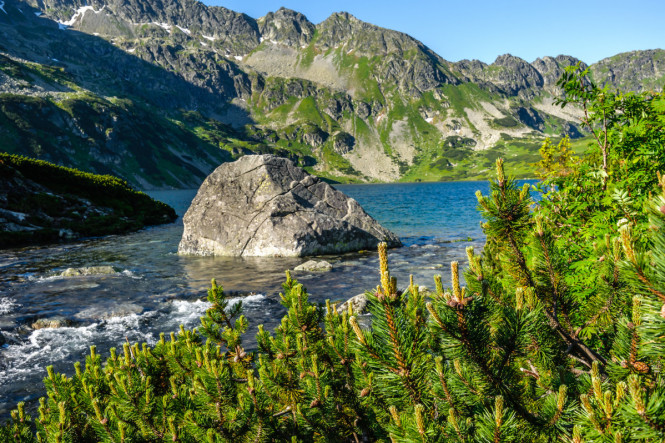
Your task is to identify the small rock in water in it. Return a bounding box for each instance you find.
[58,228,76,239]
[75,303,144,320]
[418,286,435,297]
[31,316,73,329]
[60,266,119,277]
[294,260,333,272]
[336,293,368,315]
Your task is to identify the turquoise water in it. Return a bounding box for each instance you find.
[0,180,534,418]
[336,181,488,244]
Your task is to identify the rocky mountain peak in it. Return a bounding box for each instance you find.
[257,7,314,47]
[590,49,665,92]
[316,10,418,56]
[488,54,543,96]
[24,0,261,55]
[454,54,546,96]
[3,0,663,188]
[531,55,584,87]
[325,11,358,24]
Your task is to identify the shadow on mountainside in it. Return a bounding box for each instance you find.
[0,0,257,188]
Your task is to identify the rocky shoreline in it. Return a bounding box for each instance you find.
[0,154,177,249]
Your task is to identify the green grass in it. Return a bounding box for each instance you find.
[401,134,597,183]
[297,31,320,68]
[294,96,325,126]
[401,135,543,182]
[493,116,520,128]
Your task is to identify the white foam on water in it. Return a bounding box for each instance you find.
[0,310,159,386]
[167,294,265,328]
[29,268,138,282]
[169,299,210,327]
[104,312,158,344]
[0,297,18,315]
[0,1,6,15]
[0,295,267,400]
[121,269,142,279]
[27,274,61,283]
[0,323,99,383]
[228,293,265,309]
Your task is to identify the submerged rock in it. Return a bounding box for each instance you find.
[178,155,401,257]
[336,293,368,315]
[75,303,144,321]
[294,260,333,272]
[31,316,73,329]
[60,266,119,277]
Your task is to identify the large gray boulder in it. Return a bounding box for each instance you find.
[178,155,401,257]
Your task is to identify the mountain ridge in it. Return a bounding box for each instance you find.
[1,0,663,187]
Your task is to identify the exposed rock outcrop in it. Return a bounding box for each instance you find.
[178,155,401,257]
[257,7,314,47]
[31,316,73,329]
[532,55,585,89]
[590,49,665,92]
[332,132,355,155]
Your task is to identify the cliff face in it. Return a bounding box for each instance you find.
[1,0,662,186]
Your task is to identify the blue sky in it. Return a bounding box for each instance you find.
[202,0,664,64]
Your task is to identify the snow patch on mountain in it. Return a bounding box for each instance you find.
[175,25,190,35]
[58,5,105,29]
[153,22,172,33]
